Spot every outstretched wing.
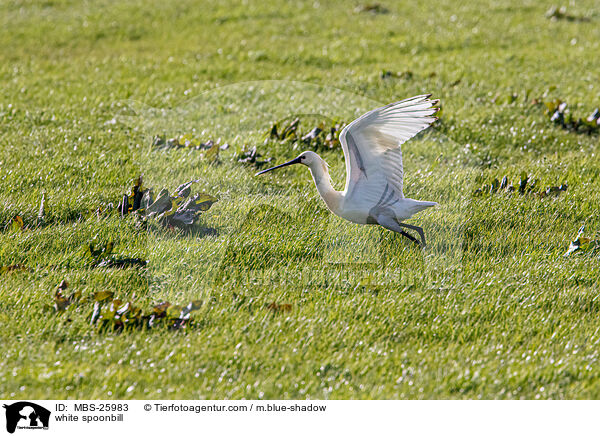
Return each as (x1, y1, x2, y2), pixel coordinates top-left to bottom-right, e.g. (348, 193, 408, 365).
(340, 95, 439, 202)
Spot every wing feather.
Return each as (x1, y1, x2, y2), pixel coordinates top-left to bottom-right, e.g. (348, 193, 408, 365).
(340, 95, 439, 201)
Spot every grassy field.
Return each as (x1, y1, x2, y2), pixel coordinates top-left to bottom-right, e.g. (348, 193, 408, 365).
(1, 0, 599, 399)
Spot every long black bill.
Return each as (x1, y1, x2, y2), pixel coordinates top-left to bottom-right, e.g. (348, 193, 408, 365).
(255, 157, 302, 176)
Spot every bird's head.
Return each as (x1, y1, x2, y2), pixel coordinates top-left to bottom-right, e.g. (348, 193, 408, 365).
(255, 151, 320, 176)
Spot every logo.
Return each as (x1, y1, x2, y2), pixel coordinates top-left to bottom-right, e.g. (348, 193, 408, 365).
(2, 402, 50, 434)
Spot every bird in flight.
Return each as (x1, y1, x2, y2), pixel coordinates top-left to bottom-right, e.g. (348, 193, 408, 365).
(256, 94, 439, 247)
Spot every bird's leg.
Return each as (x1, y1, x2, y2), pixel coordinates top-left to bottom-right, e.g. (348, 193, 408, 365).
(377, 216, 423, 248)
(397, 222, 426, 247)
(398, 230, 421, 246)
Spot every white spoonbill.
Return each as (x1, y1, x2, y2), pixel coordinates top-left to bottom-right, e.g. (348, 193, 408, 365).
(256, 94, 439, 247)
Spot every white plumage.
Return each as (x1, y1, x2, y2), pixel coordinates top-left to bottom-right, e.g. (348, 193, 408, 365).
(257, 94, 439, 246)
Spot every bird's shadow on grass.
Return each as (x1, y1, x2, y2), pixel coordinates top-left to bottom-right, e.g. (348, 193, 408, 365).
(213, 202, 428, 285)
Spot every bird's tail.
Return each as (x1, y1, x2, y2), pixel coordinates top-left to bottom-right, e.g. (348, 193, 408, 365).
(406, 199, 438, 216)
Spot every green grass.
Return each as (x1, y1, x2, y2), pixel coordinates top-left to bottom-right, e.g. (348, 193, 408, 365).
(1, 0, 600, 399)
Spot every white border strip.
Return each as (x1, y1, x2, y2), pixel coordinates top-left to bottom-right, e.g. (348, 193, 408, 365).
(0, 400, 596, 435)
